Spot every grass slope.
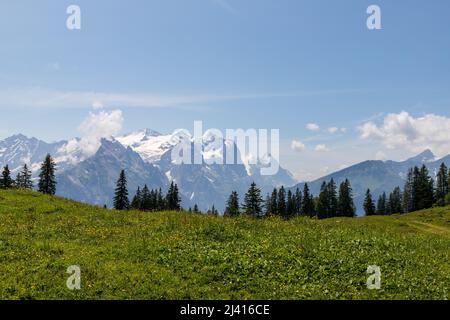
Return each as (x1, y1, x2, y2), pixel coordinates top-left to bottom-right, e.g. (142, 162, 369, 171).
(0, 190, 448, 300)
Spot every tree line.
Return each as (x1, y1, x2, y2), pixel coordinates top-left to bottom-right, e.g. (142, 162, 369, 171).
(363, 163, 450, 216)
(0, 154, 56, 195)
(3, 154, 450, 218)
(223, 178, 355, 219)
(113, 169, 181, 211)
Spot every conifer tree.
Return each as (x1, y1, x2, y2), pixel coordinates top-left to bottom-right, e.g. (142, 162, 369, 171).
(277, 186, 286, 217)
(193, 204, 200, 213)
(166, 182, 181, 210)
(16, 164, 33, 189)
(337, 179, 355, 217)
(294, 188, 302, 215)
(242, 182, 264, 217)
(328, 179, 338, 217)
(376, 192, 387, 215)
(224, 191, 240, 217)
(286, 190, 296, 218)
(113, 169, 129, 210)
(130, 187, 142, 210)
(301, 183, 315, 217)
(38, 154, 57, 195)
(140, 185, 150, 210)
(403, 168, 414, 213)
(0, 165, 13, 189)
(363, 189, 376, 216)
(435, 163, 449, 206)
(267, 188, 278, 216)
(389, 187, 403, 214)
(317, 181, 329, 219)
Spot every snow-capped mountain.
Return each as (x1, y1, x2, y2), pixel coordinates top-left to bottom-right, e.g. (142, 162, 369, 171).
(117, 129, 296, 210)
(0, 131, 296, 211)
(0, 134, 66, 174)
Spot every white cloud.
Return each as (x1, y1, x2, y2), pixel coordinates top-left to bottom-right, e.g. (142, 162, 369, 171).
(328, 127, 339, 134)
(358, 111, 450, 157)
(291, 140, 306, 152)
(57, 110, 124, 160)
(315, 144, 330, 152)
(375, 151, 388, 161)
(306, 123, 320, 131)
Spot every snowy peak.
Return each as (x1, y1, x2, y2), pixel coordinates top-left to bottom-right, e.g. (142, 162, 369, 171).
(405, 149, 436, 163)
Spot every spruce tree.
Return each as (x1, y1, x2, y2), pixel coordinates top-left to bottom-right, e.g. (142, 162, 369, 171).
(113, 169, 129, 210)
(376, 193, 387, 215)
(363, 189, 376, 216)
(286, 190, 296, 218)
(301, 183, 315, 217)
(0, 165, 13, 189)
(130, 187, 142, 210)
(389, 187, 403, 214)
(38, 154, 57, 195)
(140, 185, 150, 211)
(317, 181, 329, 219)
(338, 179, 355, 217)
(224, 191, 240, 217)
(17, 164, 33, 189)
(328, 179, 338, 217)
(294, 188, 302, 215)
(268, 188, 278, 216)
(193, 204, 200, 213)
(277, 186, 286, 217)
(242, 182, 264, 217)
(403, 168, 414, 213)
(435, 163, 449, 206)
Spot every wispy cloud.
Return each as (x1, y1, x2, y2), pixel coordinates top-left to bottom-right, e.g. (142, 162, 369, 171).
(211, 0, 238, 15)
(0, 87, 364, 110)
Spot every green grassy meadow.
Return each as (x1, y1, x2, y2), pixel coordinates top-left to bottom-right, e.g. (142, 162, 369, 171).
(0, 189, 448, 300)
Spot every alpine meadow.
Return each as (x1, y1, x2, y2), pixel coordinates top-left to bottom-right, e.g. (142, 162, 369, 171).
(1, 0, 450, 306)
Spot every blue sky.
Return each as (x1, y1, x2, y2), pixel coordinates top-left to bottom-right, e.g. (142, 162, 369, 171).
(1, 0, 450, 180)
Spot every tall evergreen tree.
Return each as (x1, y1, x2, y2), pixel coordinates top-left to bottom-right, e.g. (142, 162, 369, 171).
(413, 165, 434, 210)
(267, 188, 278, 216)
(294, 188, 302, 216)
(242, 182, 264, 217)
(277, 186, 286, 217)
(389, 187, 403, 214)
(316, 181, 329, 219)
(328, 179, 338, 217)
(435, 163, 449, 206)
(166, 182, 181, 210)
(0, 165, 13, 189)
(38, 154, 57, 195)
(113, 169, 129, 210)
(286, 190, 296, 218)
(16, 164, 33, 189)
(130, 187, 142, 210)
(337, 179, 355, 217)
(301, 183, 315, 217)
(363, 189, 376, 216)
(376, 192, 387, 215)
(224, 191, 240, 217)
(403, 168, 414, 213)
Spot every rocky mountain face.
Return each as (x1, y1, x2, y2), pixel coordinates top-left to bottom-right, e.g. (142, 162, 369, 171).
(0, 130, 296, 211)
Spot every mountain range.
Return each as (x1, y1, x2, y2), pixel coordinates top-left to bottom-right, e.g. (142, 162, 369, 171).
(0, 130, 295, 211)
(289, 149, 450, 214)
(1, 131, 449, 214)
